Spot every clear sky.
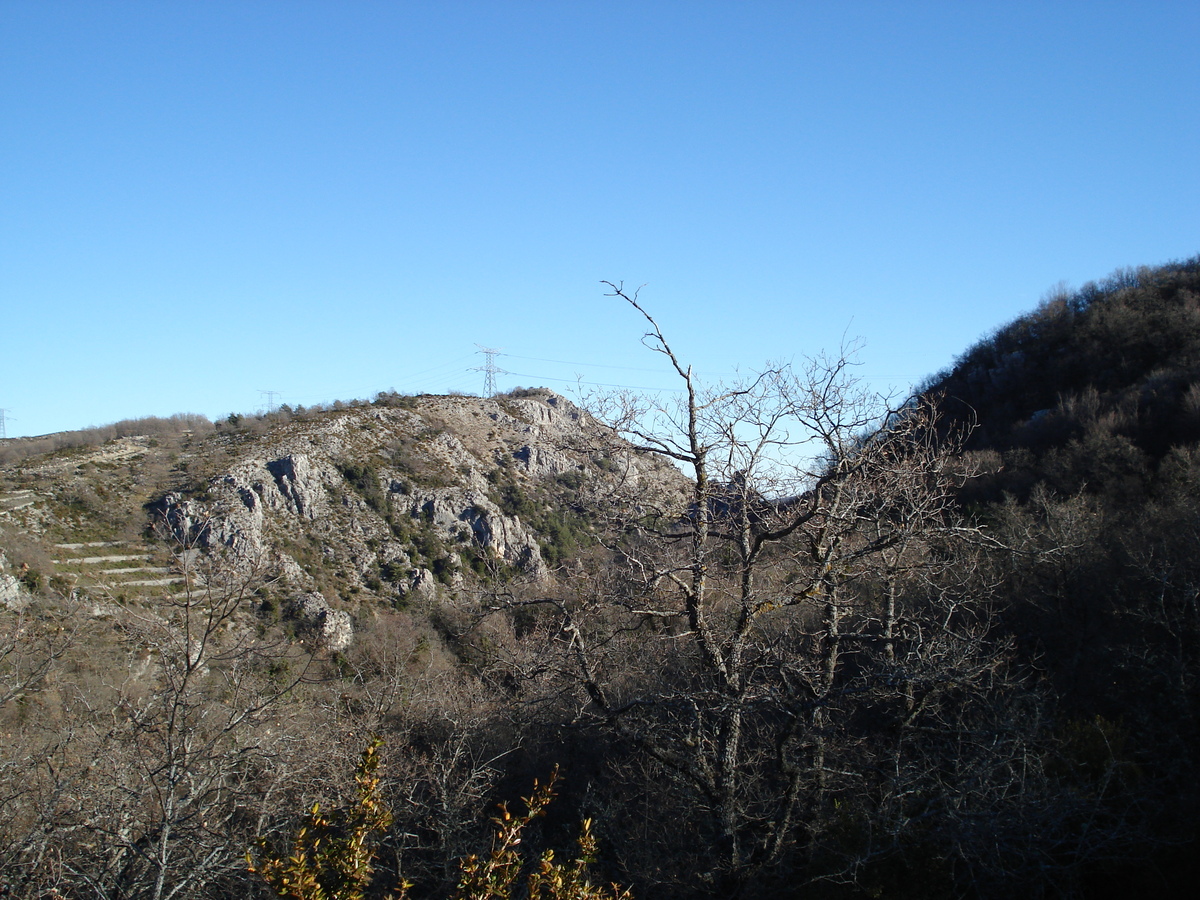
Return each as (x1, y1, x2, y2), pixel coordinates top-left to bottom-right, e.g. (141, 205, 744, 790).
(2, 1, 1198, 438)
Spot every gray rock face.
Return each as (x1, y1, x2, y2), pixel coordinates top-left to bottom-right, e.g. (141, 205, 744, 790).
(287, 591, 353, 652)
(513, 443, 575, 478)
(209, 453, 337, 551)
(406, 567, 438, 600)
(0, 573, 28, 611)
(159, 452, 340, 561)
(157, 492, 212, 548)
(398, 487, 544, 575)
(266, 455, 332, 520)
(507, 395, 579, 428)
(155, 391, 686, 607)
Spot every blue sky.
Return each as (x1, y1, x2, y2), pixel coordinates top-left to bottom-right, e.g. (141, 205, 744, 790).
(2, 1, 1198, 438)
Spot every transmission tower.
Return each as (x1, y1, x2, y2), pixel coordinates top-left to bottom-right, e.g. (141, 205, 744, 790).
(259, 390, 281, 413)
(472, 346, 508, 397)
(0, 409, 10, 440)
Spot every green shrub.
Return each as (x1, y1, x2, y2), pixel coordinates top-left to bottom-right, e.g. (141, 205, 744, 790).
(338, 462, 388, 517)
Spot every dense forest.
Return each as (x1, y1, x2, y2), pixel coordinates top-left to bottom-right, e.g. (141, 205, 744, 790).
(920, 256, 1200, 896)
(2, 260, 1199, 899)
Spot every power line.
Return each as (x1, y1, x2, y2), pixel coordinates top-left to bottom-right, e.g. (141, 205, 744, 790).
(503, 370, 685, 393)
(406, 361, 483, 393)
(234, 349, 698, 412)
(502, 352, 671, 374)
(395, 353, 478, 382)
(258, 390, 282, 413)
(472, 345, 508, 397)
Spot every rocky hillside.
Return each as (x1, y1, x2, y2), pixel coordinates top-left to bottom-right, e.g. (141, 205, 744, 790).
(0, 389, 685, 648)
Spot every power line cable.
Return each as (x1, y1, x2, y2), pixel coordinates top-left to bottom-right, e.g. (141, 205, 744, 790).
(503, 370, 686, 393)
(277, 355, 482, 406)
(395, 354, 478, 380)
(502, 353, 671, 374)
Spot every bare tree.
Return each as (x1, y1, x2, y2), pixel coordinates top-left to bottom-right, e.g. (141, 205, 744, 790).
(103, 535, 327, 900)
(0, 590, 86, 896)
(0, 524, 325, 900)
(497, 285, 1049, 894)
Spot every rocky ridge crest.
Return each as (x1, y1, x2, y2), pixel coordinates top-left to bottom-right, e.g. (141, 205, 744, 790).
(157, 391, 682, 645)
(1, 390, 686, 650)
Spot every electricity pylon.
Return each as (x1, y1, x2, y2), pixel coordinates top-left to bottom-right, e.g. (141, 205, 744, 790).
(473, 346, 507, 397)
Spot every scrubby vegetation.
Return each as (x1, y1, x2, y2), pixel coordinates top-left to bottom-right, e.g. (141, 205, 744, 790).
(4, 261, 1200, 898)
(0, 413, 213, 466)
(929, 255, 1200, 503)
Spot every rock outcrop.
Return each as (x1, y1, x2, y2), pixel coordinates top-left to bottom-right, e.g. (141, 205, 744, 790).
(287, 590, 353, 652)
(0, 551, 28, 611)
(148, 391, 688, 651)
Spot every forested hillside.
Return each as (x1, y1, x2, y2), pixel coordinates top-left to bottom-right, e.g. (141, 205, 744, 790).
(3, 266, 1200, 899)
(928, 255, 1200, 504)
(923, 255, 1200, 896)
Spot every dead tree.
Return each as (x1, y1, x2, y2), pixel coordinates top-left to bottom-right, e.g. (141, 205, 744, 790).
(513, 285, 1048, 894)
(1, 524, 322, 900)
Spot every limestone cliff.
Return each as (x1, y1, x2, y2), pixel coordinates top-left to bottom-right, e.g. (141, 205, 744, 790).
(1, 389, 687, 650)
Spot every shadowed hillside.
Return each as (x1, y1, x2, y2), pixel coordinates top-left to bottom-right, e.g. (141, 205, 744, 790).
(926, 254, 1200, 504)
(924, 255, 1200, 898)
